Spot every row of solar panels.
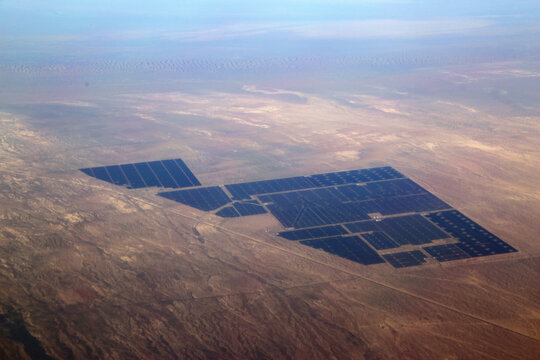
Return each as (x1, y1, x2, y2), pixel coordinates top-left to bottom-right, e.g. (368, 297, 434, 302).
(215, 202, 267, 217)
(155, 177, 450, 228)
(79, 162, 517, 269)
(278, 214, 449, 247)
(81, 163, 404, 199)
(266, 193, 450, 229)
(278, 210, 517, 268)
(225, 166, 405, 200)
(258, 178, 427, 205)
(300, 237, 429, 268)
(80, 159, 200, 189)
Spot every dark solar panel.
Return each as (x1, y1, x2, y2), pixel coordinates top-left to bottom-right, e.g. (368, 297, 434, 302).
(307, 167, 405, 187)
(147, 161, 178, 188)
(80, 168, 94, 177)
(455, 242, 515, 257)
(225, 167, 405, 200)
(174, 159, 201, 186)
(91, 166, 113, 183)
(79, 158, 200, 189)
(344, 221, 378, 233)
(364, 178, 426, 198)
(162, 159, 192, 187)
(376, 214, 450, 245)
(335, 184, 372, 201)
(294, 202, 370, 228)
(426, 210, 517, 258)
(265, 203, 303, 228)
(158, 186, 231, 211)
(80, 162, 517, 268)
(360, 232, 400, 250)
(233, 202, 267, 216)
(423, 244, 471, 262)
(383, 250, 427, 268)
(105, 165, 129, 186)
(120, 164, 146, 189)
(261, 183, 447, 229)
(358, 193, 451, 216)
(301, 236, 385, 265)
(308, 173, 344, 187)
(278, 225, 348, 241)
(134, 162, 161, 187)
(215, 206, 240, 218)
(225, 176, 316, 200)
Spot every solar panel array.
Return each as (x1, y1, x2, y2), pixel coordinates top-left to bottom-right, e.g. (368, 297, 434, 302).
(215, 206, 240, 218)
(157, 186, 231, 211)
(233, 202, 268, 216)
(80, 158, 200, 189)
(80, 161, 517, 269)
(383, 250, 427, 268)
(301, 236, 385, 265)
(278, 225, 348, 241)
(225, 176, 315, 200)
(360, 232, 399, 250)
(376, 215, 449, 245)
(425, 210, 517, 258)
(423, 243, 470, 262)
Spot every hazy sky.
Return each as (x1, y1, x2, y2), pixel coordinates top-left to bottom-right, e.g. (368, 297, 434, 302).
(1, 1, 538, 67)
(2, 1, 539, 38)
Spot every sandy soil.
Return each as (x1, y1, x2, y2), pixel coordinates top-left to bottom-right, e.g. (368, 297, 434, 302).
(1, 60, 539, 359)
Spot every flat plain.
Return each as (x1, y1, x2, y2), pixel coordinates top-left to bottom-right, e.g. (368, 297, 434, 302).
(1, 52, 540, 359)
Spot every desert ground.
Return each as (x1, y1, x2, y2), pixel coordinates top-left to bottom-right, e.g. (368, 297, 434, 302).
(1, 56, 539, 359)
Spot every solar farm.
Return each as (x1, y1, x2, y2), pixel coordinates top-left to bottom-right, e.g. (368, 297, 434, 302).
(80, 160, 517, 269)
(80, 158, 201, 189)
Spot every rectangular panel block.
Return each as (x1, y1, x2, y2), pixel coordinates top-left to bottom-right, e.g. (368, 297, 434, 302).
(79, 158, 200, 190)
(215, 206, 240, 218)
(91, 167, 113, 183)
(364, 178, 426, 199)
(174, 159, 201, 186)
(360, 232, 400, 250)
(233, 202, 267, 216)
(344, 221, 379, 233)
(278, 225, 348, 241)
(134, 162, 161, 187)
(376, 214, 450, 245)
(423, 244, 471, 262)
(80, 168, 95, 177)
(301, 236, 385, 265)
(147, 161, 178, 188)
(383, 250, 427, 268)
(162, 159, 192, 188)
(158, 186, 231, 211)
(426, 210, 517, 258)
(105, 165, 129, 186)
(225, 176, 316, 200)
(358, 193, 451, 216)
(120, 164, 146, 189)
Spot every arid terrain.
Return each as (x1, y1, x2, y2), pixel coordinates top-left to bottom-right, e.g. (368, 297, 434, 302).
(1, 52, 539, 359)
(2, 2, 540, 357)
